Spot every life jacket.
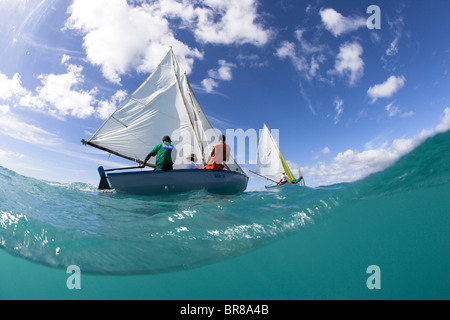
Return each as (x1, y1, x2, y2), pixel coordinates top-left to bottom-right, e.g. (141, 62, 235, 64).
(205, 143, 230, 170)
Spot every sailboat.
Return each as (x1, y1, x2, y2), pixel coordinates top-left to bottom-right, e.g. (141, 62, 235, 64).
(251, 124, 305, 189)
(82, 48, 248, 195)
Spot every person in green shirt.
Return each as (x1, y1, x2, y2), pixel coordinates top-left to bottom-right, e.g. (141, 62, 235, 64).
(140, 136, 175, 171)
(291, 176, 304, 184)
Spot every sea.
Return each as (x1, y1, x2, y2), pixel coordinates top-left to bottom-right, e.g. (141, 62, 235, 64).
(1, 130, 449, 300)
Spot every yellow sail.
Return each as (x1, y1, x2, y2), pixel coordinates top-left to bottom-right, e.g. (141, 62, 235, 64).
(279, 151, 295, 182)
(253, 124, 304, 185)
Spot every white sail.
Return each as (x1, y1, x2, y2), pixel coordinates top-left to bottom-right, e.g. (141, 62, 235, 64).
(86, 49, 244, 174)
(254, 124, 304, 184)
(255, 124, 285, 182)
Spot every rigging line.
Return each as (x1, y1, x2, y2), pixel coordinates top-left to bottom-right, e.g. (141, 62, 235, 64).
(185, 77, 245, 174)
(170, 49, 204, 164)
(266, 125, 294, 179)
(249, 170, 278, 183)
(183, 73, 206, 166)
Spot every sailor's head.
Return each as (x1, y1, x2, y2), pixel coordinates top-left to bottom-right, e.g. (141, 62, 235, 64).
(187, 153, 197, 162)
(219, 134, 226, 142)
(162, 136, 172, 143)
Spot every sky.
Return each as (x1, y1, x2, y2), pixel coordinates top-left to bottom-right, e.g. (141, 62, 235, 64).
(0, 0, 449, 189)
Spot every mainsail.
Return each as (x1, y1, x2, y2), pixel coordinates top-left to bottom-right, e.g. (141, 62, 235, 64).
(84, 48, 244, 174)
(253, 124, 305, 185)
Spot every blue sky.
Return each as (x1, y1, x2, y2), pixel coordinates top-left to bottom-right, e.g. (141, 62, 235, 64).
(0, 0, 449, 188)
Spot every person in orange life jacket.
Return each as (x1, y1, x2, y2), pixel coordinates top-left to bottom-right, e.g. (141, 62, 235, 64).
(139, 136, 175, 171)
(205, 135, 231, 171)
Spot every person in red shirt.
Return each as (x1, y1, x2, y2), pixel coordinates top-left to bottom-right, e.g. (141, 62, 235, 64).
(205, 135, 231, 171)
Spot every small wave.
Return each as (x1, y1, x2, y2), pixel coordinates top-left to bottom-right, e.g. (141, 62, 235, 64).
(0, 131, 449, 274)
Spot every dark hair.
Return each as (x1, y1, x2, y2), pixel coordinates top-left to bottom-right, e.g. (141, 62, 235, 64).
(219, 134, 226, 142)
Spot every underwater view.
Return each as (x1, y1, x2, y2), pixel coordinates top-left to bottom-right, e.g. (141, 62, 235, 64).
(1, 130, 449, 299)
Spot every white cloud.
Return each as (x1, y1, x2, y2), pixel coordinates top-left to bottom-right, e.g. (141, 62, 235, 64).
(385, 101, 400, 117)
(400, 111, 415, 118)
(152, 0, 271, 45)
(0, 57, 130, 121)
(18, 58, 97, 119)
(319, 8, 366, 37)
(294, 28, 324, 54)
(0, 148, 24, 161)
(64, 0, 270, 84)
(208, 60, 235, 81)
(302, 107, 450, 187)
(334, 98, 344, 124)
(320, 147, 331, 154)
(0, 72, 29, 101)
(201, 60, 236, 93)
(385, 15, 405, 57)
(190, 0, 271, 46)
(386, 37, 399, 56)
(0, 107, 62, 147)
(96, 90, 128, 120)
(275, 41, 307, 72)
(367, 75, 406, 102)
(201, 78, 219, 93)
(65, 0, 202, 84)
(436, 107, 450, 133)
(333, 42, 364, 86)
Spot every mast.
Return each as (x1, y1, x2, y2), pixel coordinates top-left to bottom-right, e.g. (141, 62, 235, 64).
(266, 125, 294, 182)
(184, 74, 206, 167)
(170, 49, 205, 165)
(82, 48, 245, 175)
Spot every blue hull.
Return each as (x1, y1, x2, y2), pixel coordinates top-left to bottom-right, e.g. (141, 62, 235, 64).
(103, 169, 249, 195)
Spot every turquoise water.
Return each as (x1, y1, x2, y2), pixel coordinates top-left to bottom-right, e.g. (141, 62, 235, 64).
(1, 131, 449, 299)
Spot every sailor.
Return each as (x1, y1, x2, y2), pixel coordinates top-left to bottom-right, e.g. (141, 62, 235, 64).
(291, 176, 304, 184)
(186, 154, 201, 169)
(278, 172, 288, 185)
(205, 135, 231, 171)
(140, 136, 175, 171)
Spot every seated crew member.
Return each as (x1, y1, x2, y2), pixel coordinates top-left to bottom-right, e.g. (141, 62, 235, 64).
(205, 135, 231, 171)
(140, 136, 175, 171)
(186, 154, 201, 169)
(278, 172, 288, 185)
(291, 176, 304, 184)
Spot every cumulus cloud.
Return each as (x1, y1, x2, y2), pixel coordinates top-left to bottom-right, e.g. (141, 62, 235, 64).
(319, 8, 366, 37)
(367, 75, 406, 102)
(96, 90, 128, 120)
(18, 57, 97, 119)
(198, 60, 236, 93)
(333, 42, 364, 86)
(302, 107, 450, 187)
(436, 107, 450, 133)
(153, 0, 271, 45)
(201, 78, 219, 93)
(0, 56, 128, 121)
(201, 60, 236, 93)
(208, 60, 235, 81)
(64, 0, 270, 84)
(64, 0, 202, 84)
(188, 0, 271, 46)
(0, 72, 29, 101)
